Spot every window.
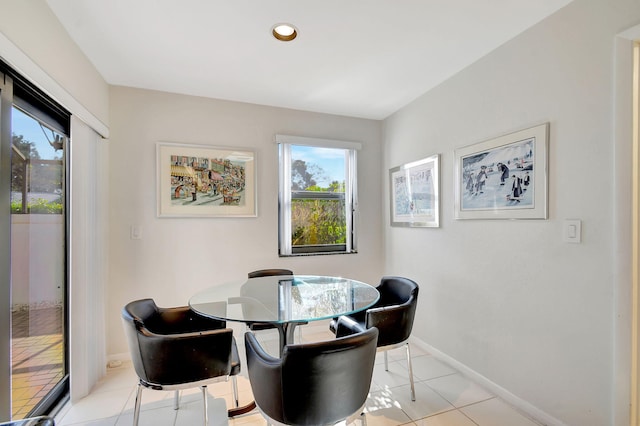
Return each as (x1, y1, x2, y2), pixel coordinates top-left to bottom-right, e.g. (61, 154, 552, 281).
(1, 60, 70, 420)
(277, 135, 360, 256)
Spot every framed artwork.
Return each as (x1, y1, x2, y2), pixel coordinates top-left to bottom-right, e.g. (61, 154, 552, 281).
(156, 142, 256, 217)
(389, 154, 440, 227)
(454, 123, 549, 220)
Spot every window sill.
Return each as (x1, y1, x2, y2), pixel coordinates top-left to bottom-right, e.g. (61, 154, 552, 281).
(279, 250, 358, 258)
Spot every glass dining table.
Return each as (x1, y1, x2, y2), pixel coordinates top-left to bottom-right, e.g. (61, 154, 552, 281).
(189, 274, 379, 416)
(189, 274, 379, 354)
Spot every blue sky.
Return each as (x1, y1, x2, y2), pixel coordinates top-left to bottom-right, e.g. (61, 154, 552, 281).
(12, 107, 62, 160)
(291, 145, 346, 187)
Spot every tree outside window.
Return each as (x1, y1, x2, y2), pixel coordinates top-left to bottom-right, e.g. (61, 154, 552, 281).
(10, 107, 64, 214)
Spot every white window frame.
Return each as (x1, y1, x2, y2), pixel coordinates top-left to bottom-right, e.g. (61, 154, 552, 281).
(276, 135, 360, 256)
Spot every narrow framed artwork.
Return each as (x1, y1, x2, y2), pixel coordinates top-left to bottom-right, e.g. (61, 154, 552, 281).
(454, 123, 549, 220)
(156, 142, 256, 217)
(389, 154, 440, 228)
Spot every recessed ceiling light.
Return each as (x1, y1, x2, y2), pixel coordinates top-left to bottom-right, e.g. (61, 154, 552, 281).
(272, 23, 298, 42)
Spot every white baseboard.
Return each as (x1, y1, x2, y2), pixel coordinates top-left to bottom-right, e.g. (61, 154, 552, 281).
(410, 336, 567, 426)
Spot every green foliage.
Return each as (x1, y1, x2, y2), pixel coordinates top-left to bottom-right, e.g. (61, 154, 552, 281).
(327, 180, 344, 193)
(11, 198, 63, 214)
(291, 199, 346, 246)
(304, 185, 324, 192)
(305, 181, 344, 193)
(11, 133, 64, 214)
(290, 157, 347, 246)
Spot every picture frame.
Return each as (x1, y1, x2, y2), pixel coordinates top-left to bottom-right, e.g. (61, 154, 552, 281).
(454, 123, 548, 220)
(389, 154, 440, 228)
(156, 142, 256, 217)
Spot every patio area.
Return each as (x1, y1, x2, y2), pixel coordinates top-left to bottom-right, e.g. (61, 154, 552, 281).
(11, 306, 64, 419)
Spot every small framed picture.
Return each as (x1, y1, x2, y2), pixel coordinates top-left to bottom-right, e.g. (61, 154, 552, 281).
(389, 154, 440, 228)
(156, 142, 256, 217)
(454, 123, 548, 220)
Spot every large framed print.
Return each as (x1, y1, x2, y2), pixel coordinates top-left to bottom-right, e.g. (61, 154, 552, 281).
(454, 123, 548, 220)
(389, 154, 440, 227)
(156, 142, 256, 217)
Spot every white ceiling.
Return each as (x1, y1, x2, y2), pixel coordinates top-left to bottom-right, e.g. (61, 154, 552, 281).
(46, 0, 573, 120)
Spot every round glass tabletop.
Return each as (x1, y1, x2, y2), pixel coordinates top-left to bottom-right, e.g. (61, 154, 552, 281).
(189, 275, 379, 324)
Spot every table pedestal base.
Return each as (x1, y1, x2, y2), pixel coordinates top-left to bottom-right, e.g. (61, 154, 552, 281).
(276, 322, 302, 356)
(228, 401, 256, 417)
(228, 323, 301, 417)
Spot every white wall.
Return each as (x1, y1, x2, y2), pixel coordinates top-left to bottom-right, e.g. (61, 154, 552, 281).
(106, 86, 384, 356)
(0, 0, 109, 129)
(382, 0, 640, 425)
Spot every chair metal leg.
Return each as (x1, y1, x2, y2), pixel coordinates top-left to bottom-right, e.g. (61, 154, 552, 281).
(133, 383, 144, 426)
(405, 342, 415, 401)
(384, 350, 389, 371)
(174, 390, 180, 410)
(360, 411, 367, 426)
(231, 376, 239, 407)
(201, 385, 209, 426)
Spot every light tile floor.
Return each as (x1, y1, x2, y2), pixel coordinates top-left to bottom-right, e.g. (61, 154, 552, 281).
(54, 324, 543, 426)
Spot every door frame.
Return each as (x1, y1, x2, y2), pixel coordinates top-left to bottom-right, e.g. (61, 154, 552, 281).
(615, 26, 640, 426)
(0, 69, 13, 422)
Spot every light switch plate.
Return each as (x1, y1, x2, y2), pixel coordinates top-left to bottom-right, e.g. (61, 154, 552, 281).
(130, 225, 143, 240)
(563, 219, 581, 243)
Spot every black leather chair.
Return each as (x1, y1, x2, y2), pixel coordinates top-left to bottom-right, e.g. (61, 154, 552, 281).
(247, 268, 294, 279)
(0, 417, 54, 426)
(246, 269, 301, 334)
(329, 276, 419, 401)
(122, 299, 241, 426)
(245, 318, 378, 426)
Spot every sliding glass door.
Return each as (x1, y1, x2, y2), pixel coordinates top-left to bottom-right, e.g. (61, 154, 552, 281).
(0, 65, 70, 421)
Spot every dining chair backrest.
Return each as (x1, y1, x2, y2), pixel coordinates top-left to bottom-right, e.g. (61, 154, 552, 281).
(122, 298, 241, 425)
(328, 276, 420, 401)
(122, 298, 234, 386)
(246, 269, 296, 333)
(245, 326, 378, 426)
(366, 276, 419, 347)
(248, 269, 293, 278)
